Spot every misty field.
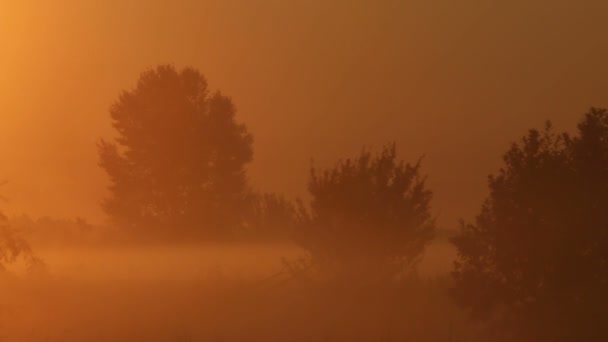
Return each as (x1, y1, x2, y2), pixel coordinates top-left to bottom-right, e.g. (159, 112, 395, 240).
(3, 1, 608, 339)
(0, 241, 484, 342)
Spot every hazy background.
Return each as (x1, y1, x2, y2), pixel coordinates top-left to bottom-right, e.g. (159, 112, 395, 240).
(1, 0, 607, 227)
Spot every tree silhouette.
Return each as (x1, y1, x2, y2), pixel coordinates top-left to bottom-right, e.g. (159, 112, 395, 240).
(451, 108, 608, 341)
(99, 65, 253, 240)
(0, 212, 42, 273)
(296, 143, 435, 279)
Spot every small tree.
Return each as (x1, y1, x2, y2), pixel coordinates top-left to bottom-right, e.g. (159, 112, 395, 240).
(452, 109, 608, 341)
(99, 65, 253, 240)
(297, 143, 435, 279)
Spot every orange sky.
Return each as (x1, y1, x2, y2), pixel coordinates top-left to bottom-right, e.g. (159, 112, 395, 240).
(1, 0, 607, 227)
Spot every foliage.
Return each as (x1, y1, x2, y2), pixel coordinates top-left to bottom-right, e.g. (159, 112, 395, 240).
(10, 215, 108, 247)
(99, 65, 253, 240)
(452, 108, 608, 340)
(0, 213, 43, 273)
(243, 193, 297, 241)
(297, 143, 435, 279)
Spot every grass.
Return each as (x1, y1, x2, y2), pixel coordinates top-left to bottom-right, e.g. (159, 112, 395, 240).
(0, 242, 489, 341)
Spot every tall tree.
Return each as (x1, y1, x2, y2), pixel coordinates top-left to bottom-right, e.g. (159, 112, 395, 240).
(99, 65, 253, 240)
(452, 109, 608, 341)
(297, 143, 435, 279)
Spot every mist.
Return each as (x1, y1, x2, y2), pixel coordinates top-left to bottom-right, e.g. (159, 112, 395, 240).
(1, 1, 607, 341)
(1, 0, 607, 224)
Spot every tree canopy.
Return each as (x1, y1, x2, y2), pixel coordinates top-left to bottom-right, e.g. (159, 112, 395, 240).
(451, 108, 608, 340)
(99, 65, 253, 240)
(297, 143, 435, 278)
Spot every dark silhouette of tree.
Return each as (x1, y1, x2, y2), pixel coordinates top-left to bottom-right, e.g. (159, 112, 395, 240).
(296, 143, 435, 279)
(99, 65, 253, 240)
(452, 108, 608, 341)
(0, 212, 42, 272)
